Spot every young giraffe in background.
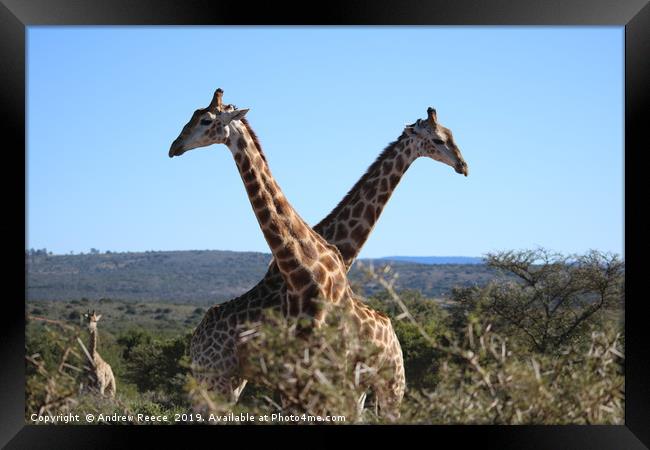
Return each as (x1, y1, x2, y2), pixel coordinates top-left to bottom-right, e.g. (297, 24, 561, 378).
(83, 310, 116, 397)
(170, 89, 446, 418)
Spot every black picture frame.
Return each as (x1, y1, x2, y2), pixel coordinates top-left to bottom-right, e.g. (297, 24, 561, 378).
(2, 0, 648, 447)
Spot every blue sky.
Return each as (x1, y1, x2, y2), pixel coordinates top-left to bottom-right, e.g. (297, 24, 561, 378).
(27, 27, 624, 258)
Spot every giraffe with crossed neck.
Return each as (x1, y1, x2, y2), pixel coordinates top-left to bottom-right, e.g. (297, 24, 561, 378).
(171, 90, 351, 321)
(169, 88, 468, 419)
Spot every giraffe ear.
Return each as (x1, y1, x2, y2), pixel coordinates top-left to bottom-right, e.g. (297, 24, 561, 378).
(233, 108, 249, 121)
(96, 314, 102, 321)
(223, 108, 249, 124)
(406, 119, 422, 132)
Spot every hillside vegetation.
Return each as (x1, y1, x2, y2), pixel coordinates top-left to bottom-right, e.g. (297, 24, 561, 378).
(26, 250, 497, 303)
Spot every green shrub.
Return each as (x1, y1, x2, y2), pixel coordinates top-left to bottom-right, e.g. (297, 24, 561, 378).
(449, 249, 624, 354)
(123, 332, 191, 402)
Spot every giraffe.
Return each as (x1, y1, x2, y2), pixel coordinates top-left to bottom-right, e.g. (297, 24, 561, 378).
(170, 89, 468, 415)
(312, 105, 467, 267)
(182, 101, 467, 404)
(82, 310, 116, 397)
(169, 89, 431, 419)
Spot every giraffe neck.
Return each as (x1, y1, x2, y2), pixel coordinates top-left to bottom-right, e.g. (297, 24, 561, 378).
(225, 120, 347, 315)
(88, 328, 98, 358)
(313, 133, 419, 268)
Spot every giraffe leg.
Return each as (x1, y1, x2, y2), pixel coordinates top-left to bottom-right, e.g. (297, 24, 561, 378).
(231, 378, 248, 403)
(374, 382, 402, 422)
(207, 376, 233, 400)
(193, 370, 245, 405)
(373, 358, 405, 422)
(191, 331, 245, 403)
(107, 370, 116, 398)
(191, 346, 243, 402)
(356, 391, 368, 419)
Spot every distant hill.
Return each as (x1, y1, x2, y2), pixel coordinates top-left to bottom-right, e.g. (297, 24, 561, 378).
(26, 250, 498, 304)
(378, 256, 484, 265)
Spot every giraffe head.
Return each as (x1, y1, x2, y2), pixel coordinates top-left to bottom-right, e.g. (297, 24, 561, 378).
(406, 107, 468, 176)
(169, 88, 249, 157)
(83, 310, 102, 331)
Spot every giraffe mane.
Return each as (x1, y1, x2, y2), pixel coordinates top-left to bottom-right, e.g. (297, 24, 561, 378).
(239, 118, 268, 163)
(314, 130, 409, 229)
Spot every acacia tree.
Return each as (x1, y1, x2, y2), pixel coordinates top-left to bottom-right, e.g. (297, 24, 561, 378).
(451, 248, 624, 353)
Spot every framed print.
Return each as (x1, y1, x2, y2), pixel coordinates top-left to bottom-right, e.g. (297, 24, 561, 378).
(2, 0, 648, 447)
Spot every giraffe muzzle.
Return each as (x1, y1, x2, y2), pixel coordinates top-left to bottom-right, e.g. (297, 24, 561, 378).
(169, 142, 185, 158)
(455, 162, 469, 177)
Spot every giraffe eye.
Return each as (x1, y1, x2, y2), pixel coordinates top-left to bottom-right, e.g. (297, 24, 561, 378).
(200, 119, 213, 126)
(433, 139, 445, 145)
